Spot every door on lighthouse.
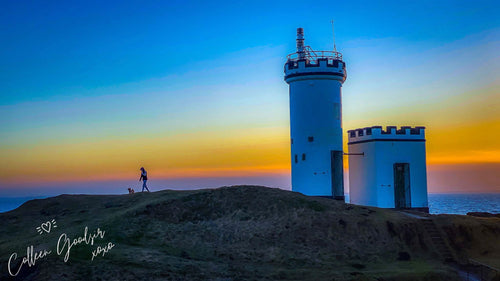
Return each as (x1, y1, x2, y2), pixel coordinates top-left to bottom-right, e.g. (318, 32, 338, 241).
(393, 163, 411, 209)
(331, 150, 344, 201)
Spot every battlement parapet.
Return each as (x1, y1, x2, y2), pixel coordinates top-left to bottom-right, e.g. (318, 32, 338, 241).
(347, 126, 425, 144)
(284, 57, 346, 83)
(285, 58, 345, 70)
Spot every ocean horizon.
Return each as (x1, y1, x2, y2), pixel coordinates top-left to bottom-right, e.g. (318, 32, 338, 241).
(1, 192, 499, 215)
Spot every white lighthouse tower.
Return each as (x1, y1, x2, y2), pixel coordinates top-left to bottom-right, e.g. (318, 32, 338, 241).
(284, 28, 347, 200)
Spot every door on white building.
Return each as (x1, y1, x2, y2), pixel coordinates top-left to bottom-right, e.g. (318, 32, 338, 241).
(393, 163, 411, 209)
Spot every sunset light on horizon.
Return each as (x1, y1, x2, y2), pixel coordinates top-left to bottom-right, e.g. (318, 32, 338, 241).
(1, 0, 499, 196)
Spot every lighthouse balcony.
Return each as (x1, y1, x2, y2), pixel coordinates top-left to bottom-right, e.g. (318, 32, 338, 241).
(284, 52, 346, 82)
(285, 49, 345, 70)
(287, 48, 342, 62)
(285, 57, 345, 70)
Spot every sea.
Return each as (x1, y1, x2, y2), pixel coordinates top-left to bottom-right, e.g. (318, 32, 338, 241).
(0, 193, 499, 215)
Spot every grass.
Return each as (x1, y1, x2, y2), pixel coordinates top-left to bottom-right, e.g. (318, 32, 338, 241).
(0, 185, 498, 280)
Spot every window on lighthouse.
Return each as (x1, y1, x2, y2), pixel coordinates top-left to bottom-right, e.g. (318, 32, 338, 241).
(302, 154, 306, 161)
(334, 103, 341, 120)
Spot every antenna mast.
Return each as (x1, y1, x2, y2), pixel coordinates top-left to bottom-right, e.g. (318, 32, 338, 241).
(331, 20, 337, 52)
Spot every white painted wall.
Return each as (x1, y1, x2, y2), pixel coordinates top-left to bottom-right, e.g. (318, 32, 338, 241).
(285, 59, 346, 196)
(348, 126, 428, 208)
(348, 141, 377, 205)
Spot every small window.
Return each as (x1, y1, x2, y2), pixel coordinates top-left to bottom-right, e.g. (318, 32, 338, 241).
(308, 136, 314, 142)
(291, 138, 293, 144)
(294, 154, 298, 163)
(302, 153, 306, 161)
(334, 103, 341, 120)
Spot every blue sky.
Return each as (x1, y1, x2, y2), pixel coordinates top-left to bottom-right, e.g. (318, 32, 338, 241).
(2, 0, 498, 103)
(0, 0, 499, 195)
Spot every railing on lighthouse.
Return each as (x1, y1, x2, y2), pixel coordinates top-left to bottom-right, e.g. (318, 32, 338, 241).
(286, 28, 343, 63)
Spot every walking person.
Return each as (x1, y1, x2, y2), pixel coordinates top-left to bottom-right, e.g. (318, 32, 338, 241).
(139, 167, 150, 192)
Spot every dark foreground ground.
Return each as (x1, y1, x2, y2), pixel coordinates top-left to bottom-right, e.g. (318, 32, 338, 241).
(0, 186, 498, 281)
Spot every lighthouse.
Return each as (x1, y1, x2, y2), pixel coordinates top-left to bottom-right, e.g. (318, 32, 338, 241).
(284, 28, 347, 200)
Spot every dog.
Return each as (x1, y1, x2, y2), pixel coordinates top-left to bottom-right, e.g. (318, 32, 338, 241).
(128, 188, 135, 194)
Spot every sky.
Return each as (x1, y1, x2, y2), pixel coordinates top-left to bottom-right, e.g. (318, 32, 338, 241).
(0, 0, 499, 196)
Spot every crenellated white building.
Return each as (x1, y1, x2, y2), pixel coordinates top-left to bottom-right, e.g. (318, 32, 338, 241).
(347, 126, 429, 212)
(283, 28, 429, 212)
(284, 28, 346, 200)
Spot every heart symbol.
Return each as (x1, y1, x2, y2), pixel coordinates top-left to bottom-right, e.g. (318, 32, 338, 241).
(41, 222, 51, 233)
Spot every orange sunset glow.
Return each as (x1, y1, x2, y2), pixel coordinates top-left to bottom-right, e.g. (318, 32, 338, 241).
(1, 1, 498, 196)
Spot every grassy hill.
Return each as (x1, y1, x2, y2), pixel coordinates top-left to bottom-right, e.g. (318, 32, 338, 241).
(0, 186, 498, 280)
